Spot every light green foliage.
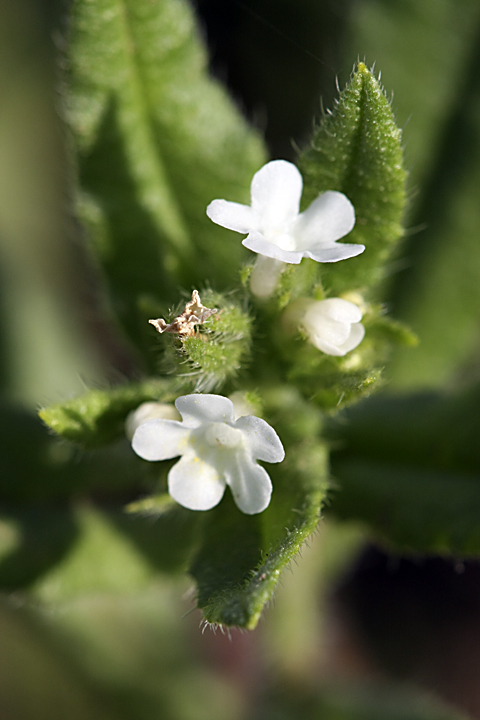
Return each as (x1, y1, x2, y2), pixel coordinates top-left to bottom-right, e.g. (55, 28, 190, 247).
(67, 0, 265, 367)
(299, 63, 407, 295)
(327, 386, 480, 554)
(39, 378, 173, 447)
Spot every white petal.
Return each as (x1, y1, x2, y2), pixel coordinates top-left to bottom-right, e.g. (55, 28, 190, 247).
(318, 298, 363, 324)
(175, 394, 235, 428)
(125, 402, 181, 440)
(308, 316, 350, 348)
(295, 191, 355, 247)
(309, 335, 346, 356)
(132, 419, 190, 461)
(168, 453, 226, 511)
(309, 322, 365, 356)
(206, 199, 255, 234)
(234, 416, 285, 463)
(304, 242, 365, 263)
(336, 322, 365, 355)
(242, 232, 303, 264)
(250, 160, 302, 233)
(249, 256, 285, 299)
(225, 454, 273, 514)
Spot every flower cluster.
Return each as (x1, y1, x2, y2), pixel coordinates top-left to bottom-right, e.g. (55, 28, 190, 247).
(131, 394, 284, 515)
(134, 161, 367, 514)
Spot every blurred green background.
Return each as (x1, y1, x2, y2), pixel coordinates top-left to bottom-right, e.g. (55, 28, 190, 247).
(1, 0, 480, 718)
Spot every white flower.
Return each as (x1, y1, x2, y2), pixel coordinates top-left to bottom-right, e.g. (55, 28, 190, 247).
(300, 298, 365, 356)
(131, 393, 284, 515)
(206, 160, 363, 298)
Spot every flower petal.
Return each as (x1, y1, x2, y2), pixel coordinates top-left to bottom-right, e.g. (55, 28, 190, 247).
(295, 190, 355, 247)
(304, 242, 365, 263)
(175, 394, 235, 428)
(206, 199, 255, 234)
(336, 322, 365, 355)
(132, 419, 190, 461)
(234, 416, 285, 463)
(317, 298, 363, 324)
(308, 316, 350, 348)
(250, 160, 302, 233)
(225, 454, 273, 514)
(308, 334, 347, 356)
(249, 256, 286, 299)
(242, 232, 303, 264)
(168, 453, 226, 511)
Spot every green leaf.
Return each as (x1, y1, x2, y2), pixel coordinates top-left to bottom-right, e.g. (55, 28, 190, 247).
(39, 378, 173, 448)
(67, 0, 265, 366)
(327, 387, 480, 554)
(298, 62, 407, 295)
(189, 388, 328, 629)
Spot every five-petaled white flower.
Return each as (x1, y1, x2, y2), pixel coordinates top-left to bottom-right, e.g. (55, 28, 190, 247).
(207, 160, 364, 298)
(300, 298, 365, 356)
(131, 393, 284, 515)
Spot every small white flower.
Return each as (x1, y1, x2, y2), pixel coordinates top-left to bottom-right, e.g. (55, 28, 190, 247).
(131, 393, 284, 515)
(300, 298, 365, 356)
(207, 160, 363, 297)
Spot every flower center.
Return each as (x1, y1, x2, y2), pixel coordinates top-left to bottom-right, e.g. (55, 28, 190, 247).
(204, 422, 243, 449)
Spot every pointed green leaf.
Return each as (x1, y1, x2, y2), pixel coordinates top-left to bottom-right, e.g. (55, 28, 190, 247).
(299, 63, 407, 294)
(67, 0, 265, 365)
(189, 388, 328, 629)
(327, 387, 480, 555)
(39, 378, 173, 447)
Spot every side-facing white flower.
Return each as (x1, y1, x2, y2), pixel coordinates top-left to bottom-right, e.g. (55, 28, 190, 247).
(131, 393, 284, 515)
(206, 160, 364, 298)
(300, 298, 365, 356)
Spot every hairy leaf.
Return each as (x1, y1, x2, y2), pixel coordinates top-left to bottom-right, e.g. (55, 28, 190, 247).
(299, 63, 407, 295)
(39, 378, 173, 447)
(67, 0, 265, 366)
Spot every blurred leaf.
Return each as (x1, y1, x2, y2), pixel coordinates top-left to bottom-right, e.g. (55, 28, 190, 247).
(67, 0, 265, 367)
(0, 502, 201, 596)
(190, 388, 328, 629)
(343, 0, 480, 206)
(0, 400, 157, 503)
(265, 680, 469, 720)
(299, 62, 406, 295)
(39, 378, 172, 448)
(327, 387, 480, 554)
(0, 506, 79, 590)
(31, 505, 195, 602)
(0, 599, 116, 720)
(387, 30, 480, 388)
